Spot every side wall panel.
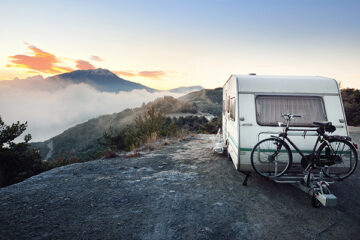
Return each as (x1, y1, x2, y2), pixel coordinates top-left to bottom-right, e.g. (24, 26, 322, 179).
(223, 76, 239, 169)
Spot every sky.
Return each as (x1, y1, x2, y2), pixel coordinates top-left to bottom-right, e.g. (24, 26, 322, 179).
(1, 0, 360, 89)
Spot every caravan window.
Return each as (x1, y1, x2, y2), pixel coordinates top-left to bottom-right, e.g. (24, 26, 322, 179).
(223, 100, 226, 115)
(256, 95, 327, 126)
(230, 97, 236, 120)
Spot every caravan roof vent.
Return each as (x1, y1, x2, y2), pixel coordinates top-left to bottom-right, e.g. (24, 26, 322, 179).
(249, 73, 256, 75)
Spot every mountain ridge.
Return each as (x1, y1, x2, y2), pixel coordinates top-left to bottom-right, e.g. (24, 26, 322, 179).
(1, 68, 204, 94)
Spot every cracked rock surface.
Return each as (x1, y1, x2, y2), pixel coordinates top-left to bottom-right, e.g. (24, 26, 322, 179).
(1, 134, 359, 240)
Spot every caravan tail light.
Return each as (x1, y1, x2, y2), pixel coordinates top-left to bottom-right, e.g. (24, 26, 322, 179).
(354, 143, 358, 149)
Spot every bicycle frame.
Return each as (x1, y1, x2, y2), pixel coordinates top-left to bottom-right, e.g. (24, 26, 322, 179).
(279, 127, 320, 159)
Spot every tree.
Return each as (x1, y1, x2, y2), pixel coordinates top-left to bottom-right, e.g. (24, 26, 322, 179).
(0, 116, 42, 187)
(341, 88, 360, 126)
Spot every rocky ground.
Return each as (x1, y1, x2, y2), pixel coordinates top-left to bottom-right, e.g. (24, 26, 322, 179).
(1, 133, 360, 240)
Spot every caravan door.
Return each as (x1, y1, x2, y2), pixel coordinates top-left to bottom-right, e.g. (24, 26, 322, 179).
(238, 93, 259, 171)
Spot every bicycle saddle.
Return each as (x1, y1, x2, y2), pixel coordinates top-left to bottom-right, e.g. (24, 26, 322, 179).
(313, 121, 332, 126)
(313, 121, 336, 133)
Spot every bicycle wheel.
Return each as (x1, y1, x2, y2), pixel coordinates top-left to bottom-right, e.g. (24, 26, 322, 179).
(250, 138, 292, 178)
(316, 139, 358, 180)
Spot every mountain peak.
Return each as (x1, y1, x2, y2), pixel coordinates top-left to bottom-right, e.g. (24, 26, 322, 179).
(50, 69, 155, 93)
(58, 68, 115, 78)
(84, 68, 114, 75)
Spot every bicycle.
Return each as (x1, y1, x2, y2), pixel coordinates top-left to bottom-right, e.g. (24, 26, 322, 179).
(250, 113, 358, 180)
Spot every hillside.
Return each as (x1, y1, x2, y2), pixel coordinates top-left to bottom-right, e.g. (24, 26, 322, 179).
(32, 108, 141, 160)
(31, 89, 218, 161)
(179, 88, 222, 115)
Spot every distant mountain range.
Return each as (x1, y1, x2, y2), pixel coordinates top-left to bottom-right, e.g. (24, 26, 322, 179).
(168, 85, 204, 93)
(1, 68, 203, 94)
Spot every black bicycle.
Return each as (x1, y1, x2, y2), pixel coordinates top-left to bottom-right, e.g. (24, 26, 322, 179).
(250, 113, 358, 180)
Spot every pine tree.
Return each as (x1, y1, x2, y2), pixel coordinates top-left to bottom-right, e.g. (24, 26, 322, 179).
(0, 116, 42, 187)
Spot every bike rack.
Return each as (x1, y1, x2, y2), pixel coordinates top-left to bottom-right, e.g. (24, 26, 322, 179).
(256, 130, 338, 207)
(271, 172, 337, 207)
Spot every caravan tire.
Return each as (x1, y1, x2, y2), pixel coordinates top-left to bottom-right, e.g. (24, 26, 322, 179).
(250, 137, 292, 178)
(227, 143, 232, 161)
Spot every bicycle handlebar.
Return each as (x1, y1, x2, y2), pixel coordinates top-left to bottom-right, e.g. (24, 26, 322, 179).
(281, 113, 302, 119)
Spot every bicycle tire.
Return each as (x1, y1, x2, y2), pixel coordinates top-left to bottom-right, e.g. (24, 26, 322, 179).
(250, 138, 292, 178)
(316, 139, 358, 180)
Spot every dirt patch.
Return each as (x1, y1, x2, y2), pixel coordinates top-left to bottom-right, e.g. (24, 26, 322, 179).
(0, 134, 359, 240)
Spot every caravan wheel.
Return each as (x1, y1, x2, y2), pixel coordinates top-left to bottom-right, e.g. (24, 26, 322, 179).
(227, 142, 232, 161)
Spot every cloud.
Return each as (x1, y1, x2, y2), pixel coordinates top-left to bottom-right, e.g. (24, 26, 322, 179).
(0, 75, 71, 92)
(0, 81, 186, 142)
(113, 71, 137, 77)
(7, 45, 73, 74)
(90, 56, 103, 61)
(75, 60, 96, 70)
(138, 71, 166, 79)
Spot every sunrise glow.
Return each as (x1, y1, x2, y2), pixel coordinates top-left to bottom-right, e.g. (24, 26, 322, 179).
(1, 0, 359, 90)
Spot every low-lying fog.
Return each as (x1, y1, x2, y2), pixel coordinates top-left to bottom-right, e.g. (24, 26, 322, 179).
(0, 77, 186, 142)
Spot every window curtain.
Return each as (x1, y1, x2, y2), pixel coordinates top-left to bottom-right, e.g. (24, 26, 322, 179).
(256, 96, 327, 126)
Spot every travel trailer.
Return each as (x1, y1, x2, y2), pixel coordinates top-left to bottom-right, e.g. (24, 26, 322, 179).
(222, 74, 348, 173)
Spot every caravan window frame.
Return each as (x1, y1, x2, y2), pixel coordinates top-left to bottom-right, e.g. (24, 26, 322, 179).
(222, 100, 225, 115)
(254, 94, 328, 127)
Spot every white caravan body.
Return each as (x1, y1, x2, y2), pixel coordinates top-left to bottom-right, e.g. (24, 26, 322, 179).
(222, 75, 348, 172)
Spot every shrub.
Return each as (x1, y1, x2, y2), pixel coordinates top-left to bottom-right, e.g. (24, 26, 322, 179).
(101, 148, 117, 159)
(199, 117, 222, 134)
(52, 151, 80, 167)
(99, 107, 177, 152)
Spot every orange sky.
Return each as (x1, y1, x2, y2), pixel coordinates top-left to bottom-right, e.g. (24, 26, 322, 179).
(0, 43, 175, 89)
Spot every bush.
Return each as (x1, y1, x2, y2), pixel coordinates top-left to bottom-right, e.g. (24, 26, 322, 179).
(51, 151, 80, 167)
(101, 148, 117, 159)
(199, 117, 222, 134)
(99, 107, 178, 151)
